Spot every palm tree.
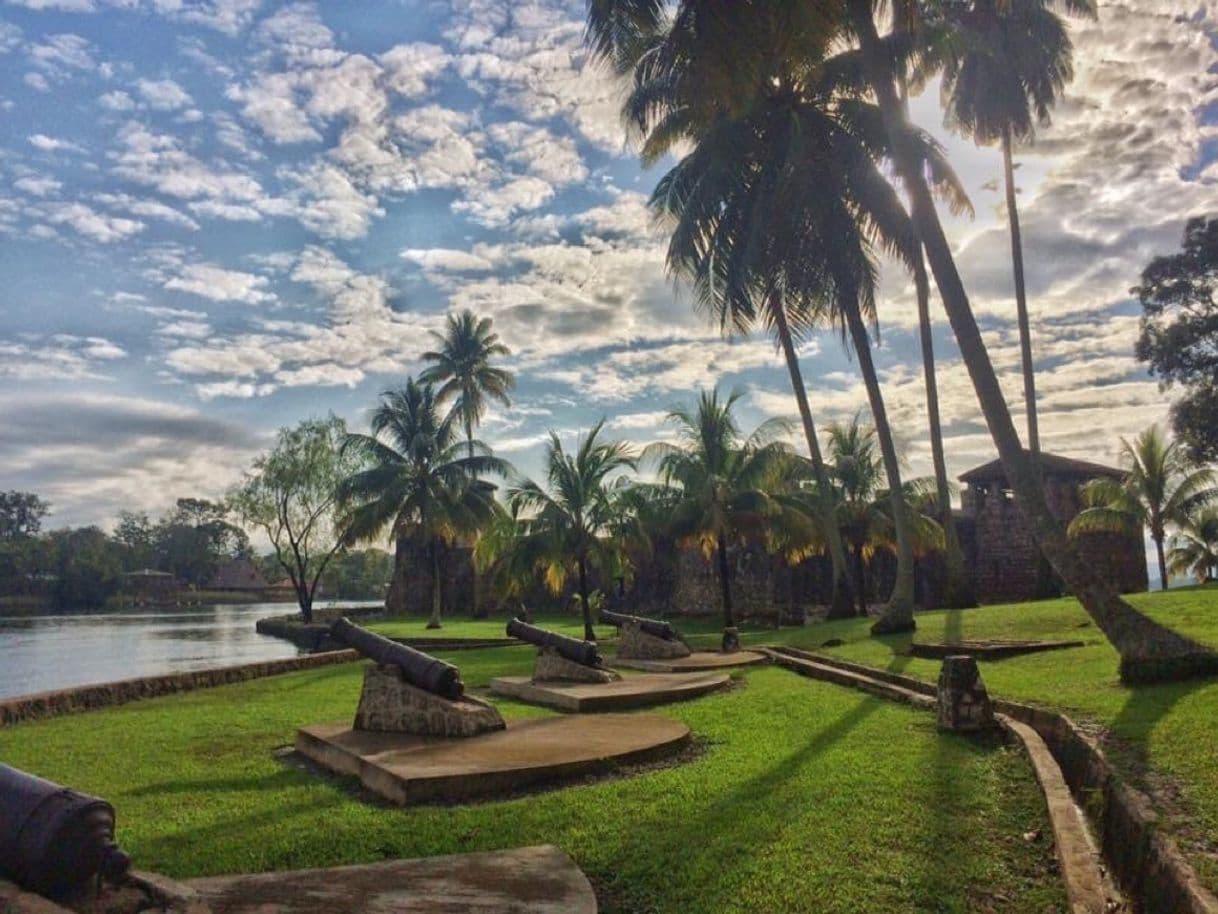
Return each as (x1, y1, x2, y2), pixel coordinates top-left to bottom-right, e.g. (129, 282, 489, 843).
(420, 310, 515, 459)
(1167, 509, 1218, 585)
(605, 3, 969, 633)
(508, 421, 636, 641)
(1068, 427, 1217, 591)
(336, 379, 507, 629)
(937, 0, 1096, 454)
(822, 416, 943, 614)
(645, 389, 806, 651)
(837, 0, 1218, 681)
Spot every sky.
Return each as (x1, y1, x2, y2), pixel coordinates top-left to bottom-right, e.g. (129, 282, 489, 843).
(0, 0, 1216, 543)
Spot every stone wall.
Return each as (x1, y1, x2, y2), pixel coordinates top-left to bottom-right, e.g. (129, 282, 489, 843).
(386, 538, 475, 616)
(0, 650, 358, 727)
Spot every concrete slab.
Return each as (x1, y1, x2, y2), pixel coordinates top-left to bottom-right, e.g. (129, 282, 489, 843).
(488, 671, 729, 712)
(612, 650, 767, 673)
(297, 714, 690, 805)
(187, 845, 597, 914)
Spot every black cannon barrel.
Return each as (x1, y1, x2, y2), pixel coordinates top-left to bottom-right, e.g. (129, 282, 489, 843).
(506, 618, 602, 667)
(0, 764, 131, 901)
(600, 609, 681, 642)
(329, 617, 464, 700)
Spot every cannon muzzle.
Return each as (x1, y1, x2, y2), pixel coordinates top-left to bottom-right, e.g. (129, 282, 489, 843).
(0, 764, 131, 901)
(329, 617, 464, 700)
(506, 618, 602, 667)
(600, 609, 681, 642)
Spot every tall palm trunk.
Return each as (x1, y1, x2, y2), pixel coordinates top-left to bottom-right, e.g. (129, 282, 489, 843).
(465, 420, 485, 619)
(716, 532, 740, 651)
(771, 298, 856, 618)
(913, 256, 975, 608)
(848, 0, 1218, 682)
(1154, 533, 1169, 592)
(851, 542, 868, 616)
(1003, 127, 1040, 454)
(427, 537, 443, 629)
(842, 304, 916, 634)
(577, 553, 595, 642)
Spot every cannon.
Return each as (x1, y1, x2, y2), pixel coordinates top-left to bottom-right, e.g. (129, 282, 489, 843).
(600, 610, 682, 643)
(330, 617, 464, 700)
(0, 764, 131, 901)
(506, 618, 603, 668)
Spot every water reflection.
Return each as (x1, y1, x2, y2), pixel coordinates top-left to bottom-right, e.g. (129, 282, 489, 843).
(0, 601, 379, 699)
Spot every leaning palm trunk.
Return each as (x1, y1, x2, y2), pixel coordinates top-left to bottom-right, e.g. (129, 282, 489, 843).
(848, 0, 1218, 682)
(427, 538, 443, 629)
(772, 300, 857, 618)
(716, 532, 740, 652)
(1154, 533, 1169, 592)
(842, 305, 916, 634)
(913, 255, 975, 608)
(1003, 127, 1040, 454)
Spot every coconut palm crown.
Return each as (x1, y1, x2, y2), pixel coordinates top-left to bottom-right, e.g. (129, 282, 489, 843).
(508, 420, 636, 642)
(420, 310, 515, 459)
(1069, 426, 1217, 591)
(336, 379, 508, 628)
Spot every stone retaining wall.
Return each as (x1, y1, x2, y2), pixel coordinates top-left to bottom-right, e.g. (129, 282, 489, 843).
(773, 648, 1217, 914)
(0, 650, 359, 727)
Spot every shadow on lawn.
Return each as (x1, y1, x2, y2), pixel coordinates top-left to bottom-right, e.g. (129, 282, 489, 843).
(1106, 675, 1210, 781)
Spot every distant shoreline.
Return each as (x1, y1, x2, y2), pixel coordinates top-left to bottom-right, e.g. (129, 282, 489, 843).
(0, 591, 382, 618)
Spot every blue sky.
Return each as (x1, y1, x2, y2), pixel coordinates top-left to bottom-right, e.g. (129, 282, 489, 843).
(1, 0, 1216, 542)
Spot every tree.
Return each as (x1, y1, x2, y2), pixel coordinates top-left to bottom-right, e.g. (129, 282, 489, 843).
(937, 0, 1096, 454)
(508, 420, 636, 642)
(152, 498, 250, 587)
(232, 416, 356, 623)
(0, 491, 49, 540)
(644, 389, 804, 651)
(1134, 216, 1218, 464)
(337, 382, 506, 629)
(113, 511, 155, 571)
(47, 526, 122, 610)
(1167, 508, 1218, 585)
(839, 0, 1218, 682)
(1069, 427, 1216, 591)
(616, 4, 967, 633)
(421, 310, 515, 459)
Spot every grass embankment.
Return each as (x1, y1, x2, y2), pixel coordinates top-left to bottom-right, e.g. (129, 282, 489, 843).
(367, 613, 768, 644)
(785, 586, 1218, 890)
(0, 644, 1063, 913)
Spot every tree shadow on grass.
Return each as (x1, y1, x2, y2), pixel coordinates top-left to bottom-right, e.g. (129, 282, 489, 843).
(596, 690, 888, 912)
(124, 766, 306, 797)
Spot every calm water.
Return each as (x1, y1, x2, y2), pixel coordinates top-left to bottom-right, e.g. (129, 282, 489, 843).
(0, 601, 378, 699)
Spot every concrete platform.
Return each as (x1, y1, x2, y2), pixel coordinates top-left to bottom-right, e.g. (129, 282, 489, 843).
(612, 650, 767, 673)
(488, 671, 729, 711)
(187, 844, 597, 914)
(297, 714, 690, 804)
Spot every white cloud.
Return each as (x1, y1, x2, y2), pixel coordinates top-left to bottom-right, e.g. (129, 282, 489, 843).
(136, 77, 192, 110)
(163, 263, 274, 303)
(14, 175, 62, 196)
(28, 133, 82, 152)
(402, 247, 497, 272)
(98, 89, 134, 110)
(39, 201, 144, 242)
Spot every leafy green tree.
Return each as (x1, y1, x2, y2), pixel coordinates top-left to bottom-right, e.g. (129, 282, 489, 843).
(1167, 508, 1218, 585)
(321, 549, 394, 600)
(1134, 216, 1218, 464)
(508, 420, 635, 642)
(48, 526, 122, 610)
(113, 511, 155, 571)
(152, 498, 250, 587)
(645, 389, 804, 651)
(337, 382, 506, 629)
(232, 416, 357, 623)
(420, 310, 515, 458)
(1069, 427, 1216, 591)
(937, 0, 1096, 453)
(0, 491, 49, 540)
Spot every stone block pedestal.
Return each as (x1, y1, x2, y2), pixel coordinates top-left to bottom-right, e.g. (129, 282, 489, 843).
(936, 655, 995, 732)
(616, 622, 691, 661)
(354, 664, 505, 737)
(533, 648, 619, 684)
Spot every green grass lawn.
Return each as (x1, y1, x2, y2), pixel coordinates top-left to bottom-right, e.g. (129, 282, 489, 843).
(0, 643, 1064, 913)
(777, 585, 1218, 890)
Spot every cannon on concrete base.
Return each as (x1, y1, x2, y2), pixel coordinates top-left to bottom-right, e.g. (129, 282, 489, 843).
(507, 619, 620, 684)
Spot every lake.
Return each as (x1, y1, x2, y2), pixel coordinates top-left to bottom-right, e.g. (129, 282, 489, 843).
(0, 601, 378, 700)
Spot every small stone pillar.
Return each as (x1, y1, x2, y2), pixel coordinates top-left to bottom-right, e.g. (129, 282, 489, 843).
(936, 655, 995, 732)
